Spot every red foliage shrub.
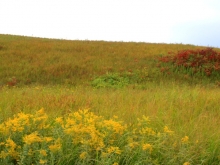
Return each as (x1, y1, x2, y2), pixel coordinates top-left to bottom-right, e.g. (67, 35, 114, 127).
(158, 48, 220, 77)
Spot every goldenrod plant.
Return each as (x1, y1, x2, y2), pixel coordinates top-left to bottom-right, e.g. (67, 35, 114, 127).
(0, 109, 214, 164)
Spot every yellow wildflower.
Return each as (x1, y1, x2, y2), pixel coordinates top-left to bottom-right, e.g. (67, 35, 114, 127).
(6, 138, 17, 149)
(43, 137, 53, 142)
(49, 144, 61, 152)
(181, 136, 189, 143)
(0, 151, 8, 159)
(39, 159, 47, 164)
(113, 163, 119, 165)
(23, 132, 42, 145)
(4, 118, 23, 132)
(5, 138, 19, 159)
(142, 115, 150, 122)
(142, 143, 153, 152)
(140, 127, 156, 135)
(183, 162, 190, 165)
(55, 117, 63, 125)
(34, 115, 48, 123)
(79, 151, 87, 160)
(164, 126, 174, 134)
(0, 112, 33, 135)
(17, 112, 31, 125)
(34, 108, 48, 125)
(107, 146, 121, 155)
(72, 111, 82, 121)
(36, 108, 45, 115)
(65, 118, 76, 128)
(128, 141, 139, 149)
(103, 119, 125, 134)
(0, 123, 7, 134)
(137, 115, 150, 126)
(39, 149, 47, 156)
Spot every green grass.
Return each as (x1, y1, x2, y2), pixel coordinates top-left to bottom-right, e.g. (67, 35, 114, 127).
(1, 34, 220, 164)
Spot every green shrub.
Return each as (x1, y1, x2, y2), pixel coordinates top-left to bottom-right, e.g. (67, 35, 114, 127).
(91, 72, 129, 88)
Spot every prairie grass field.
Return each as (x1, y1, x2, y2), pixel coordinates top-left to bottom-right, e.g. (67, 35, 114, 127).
(0, 34, 220, 164)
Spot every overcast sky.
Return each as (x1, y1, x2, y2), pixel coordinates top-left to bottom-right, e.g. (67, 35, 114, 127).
(1, 0, 220, 48)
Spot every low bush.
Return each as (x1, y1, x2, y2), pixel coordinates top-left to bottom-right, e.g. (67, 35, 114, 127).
(91, 68, 152, 89)
(91, 72, 129, 88)
(158, 48, 220, 79)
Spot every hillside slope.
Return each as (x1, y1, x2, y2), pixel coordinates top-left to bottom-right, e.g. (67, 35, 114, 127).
(0, 34, 217, 86)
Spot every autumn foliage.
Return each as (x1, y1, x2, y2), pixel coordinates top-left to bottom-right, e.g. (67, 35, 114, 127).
(158, 47, 220, 78)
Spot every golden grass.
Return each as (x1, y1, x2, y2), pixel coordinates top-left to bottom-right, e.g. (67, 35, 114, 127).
(0, 34, 210, 86)
(1, 84, 220, 143)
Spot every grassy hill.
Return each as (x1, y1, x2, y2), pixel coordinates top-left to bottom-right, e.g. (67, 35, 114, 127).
(1, 34, 215, 87)
(1, 34, 220, 164)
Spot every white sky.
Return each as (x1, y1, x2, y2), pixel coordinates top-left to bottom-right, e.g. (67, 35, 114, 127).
(1, 0, 220, 47)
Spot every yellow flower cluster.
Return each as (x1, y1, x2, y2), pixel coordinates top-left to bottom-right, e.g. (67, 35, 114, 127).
(79, 151, 87, 160)
(164, 126, 174, 135)
(59, 109, 128, 156)
(142, 143, 153, 152)
(0, 108, 48, 136)
(140, 127, 156, 135)
(128, 139, 139, 149)
(23, 131, 42, 145)
(103, 119, 126, 134)
(0, 108, 60, 164)
(0, 108, 194, 164)
(106, 146, 122, 155)
(0, 112, 32, 135)
(0, 138, 20, 161)
(48, 138, 62, 153)
(181, 136, 189, 143)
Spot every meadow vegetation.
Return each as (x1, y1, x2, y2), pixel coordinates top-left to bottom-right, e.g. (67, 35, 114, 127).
(0, 34, 220, 164)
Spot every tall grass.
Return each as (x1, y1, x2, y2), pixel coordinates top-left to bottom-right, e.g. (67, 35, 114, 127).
(1, 84, 220, 145)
